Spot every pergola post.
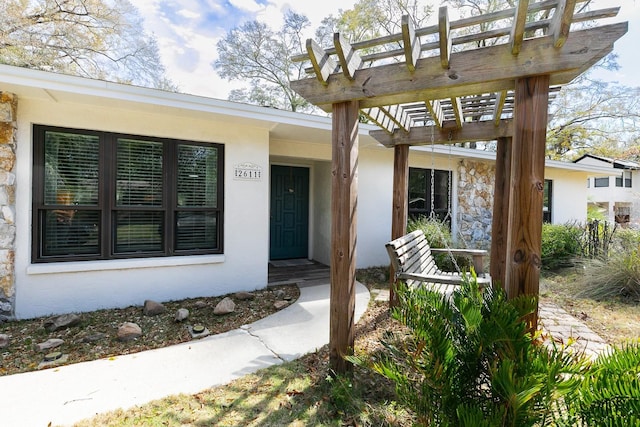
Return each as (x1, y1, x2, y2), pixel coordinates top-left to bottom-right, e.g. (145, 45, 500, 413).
(505, 76, 550, 331)
(490, 137, 512, 288)
(389, 144, 410, 307)
(330, 100, 360, 374)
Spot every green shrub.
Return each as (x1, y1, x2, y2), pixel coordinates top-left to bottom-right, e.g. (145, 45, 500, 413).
(541, 223, 584, 269)
(350, 277, 584, 426)
(557, 342, 640, 426)
(350, 277, 640, 426)
(407, 216, 470, 271)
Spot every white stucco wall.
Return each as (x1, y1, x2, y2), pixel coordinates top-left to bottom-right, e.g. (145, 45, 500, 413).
(15, 97, 271, 318)
(545, 168, 589, 224)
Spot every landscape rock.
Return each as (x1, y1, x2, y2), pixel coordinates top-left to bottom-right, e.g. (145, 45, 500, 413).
(117, 322, 142, 341)
(188, 325, 211, 339)
(274, 300, 289, 309)
(143, 300, 166, 316)
(193, 300, 208, 309)
(77, 332, 108, 343)
(234, 291, 255, 300)
(44, 313, 81, 331)
(34, 338, 64, 352)
(0, 333, 9, 348)
(38, 353, 69, 370)
(213, 297, 235, 315)
(274, 289, 286, 300)
(175, 308, 189, 322)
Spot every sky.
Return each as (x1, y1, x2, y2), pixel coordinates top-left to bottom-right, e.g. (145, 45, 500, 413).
(135, 0, 640, 101)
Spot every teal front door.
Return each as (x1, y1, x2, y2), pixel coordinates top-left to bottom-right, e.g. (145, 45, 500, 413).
(270, 165, 309, 260)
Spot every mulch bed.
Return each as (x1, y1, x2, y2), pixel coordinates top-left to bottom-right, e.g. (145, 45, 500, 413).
(0, 284, 298, 376)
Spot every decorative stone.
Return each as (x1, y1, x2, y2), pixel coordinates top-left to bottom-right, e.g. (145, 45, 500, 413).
(143, 300, 166, 316)
(193, 300, 208, 309)
(188, 324, 210, 339)
(274, 300, 289, 309)
(77, 332, 108, 343)
(175, 308, 189, 322)
(38, 353, 69, 369)
(234, 291, 255, 300)
(274, 289, 285, 300)
(0, 333, 9, 348)
(34, 338, 64, 352)
(44, 313, 81, 331)
(213, 297, 235, 315)
(117, 322, 142, 341)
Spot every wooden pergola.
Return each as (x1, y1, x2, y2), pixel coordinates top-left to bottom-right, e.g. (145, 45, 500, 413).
(289, 0, 627, 373)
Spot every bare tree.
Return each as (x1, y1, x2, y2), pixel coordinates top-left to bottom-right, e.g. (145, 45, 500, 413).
(0, 0, 175, 90)
(316, 0, 433, 51)
(214, 11, 311, 112)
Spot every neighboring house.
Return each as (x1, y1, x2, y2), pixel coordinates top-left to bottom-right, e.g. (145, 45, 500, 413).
(0, 65, 613, 319)
(574, 154, 640, 228)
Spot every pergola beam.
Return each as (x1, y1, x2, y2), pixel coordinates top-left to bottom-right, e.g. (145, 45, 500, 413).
(402, 15, 421, 72)
(291, 23, 627, 111)
(334, 33, 363, 80)
(510, 0, 530, 55)
(450, 96, 464, 128)
(439, 6, 452, 68)
(425, 100, 445, 128)
(306, 39, 337, 85)
(494, 90, 508, 126)
(371, 120, 513, 147)
(551, 0, 578, 47)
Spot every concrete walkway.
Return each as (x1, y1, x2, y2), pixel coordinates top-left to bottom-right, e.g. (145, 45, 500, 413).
(539, 302, 610, 358)
(0, 281, 370, 427)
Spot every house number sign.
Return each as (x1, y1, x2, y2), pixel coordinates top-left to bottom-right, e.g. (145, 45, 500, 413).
(234, 162, 263, 181)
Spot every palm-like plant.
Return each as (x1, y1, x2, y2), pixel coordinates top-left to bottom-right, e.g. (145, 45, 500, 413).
(556, 342, 640, 426)
(350, 277, 586, 426)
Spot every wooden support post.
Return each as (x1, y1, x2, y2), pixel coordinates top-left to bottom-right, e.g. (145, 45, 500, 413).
(330, 100, 359, 374)
(389, 144, 410, 307)
(490, 137, 512, 289)
(505, 76, 550, 332)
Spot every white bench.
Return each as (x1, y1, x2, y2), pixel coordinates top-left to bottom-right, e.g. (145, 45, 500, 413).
(386, 230, 492, 292)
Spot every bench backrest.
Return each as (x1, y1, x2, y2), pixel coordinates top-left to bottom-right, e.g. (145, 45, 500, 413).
(386, 230, 441, 283)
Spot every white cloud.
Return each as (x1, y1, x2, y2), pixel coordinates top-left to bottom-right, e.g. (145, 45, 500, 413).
(138, 0, 639, 100)
(228, 0, 265, 13)
(177, 9, 201, 20)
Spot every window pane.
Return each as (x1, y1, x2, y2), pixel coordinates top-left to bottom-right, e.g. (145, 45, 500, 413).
(176, 212, 217, 250)
(115, 211, 163, 253)
(178, 145, 218, 207)
(408, 169, 427, 211)
(434, 170, 449, 211)
(44, 131, 99, 206)
(117, 139, 163, 206)
(42, 210, 100, 256)
(594, 177, 609, 187)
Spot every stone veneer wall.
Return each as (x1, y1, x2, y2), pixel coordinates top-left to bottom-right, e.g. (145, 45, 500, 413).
(0, 92, 16, 321)
(457, 159, 495, 250)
